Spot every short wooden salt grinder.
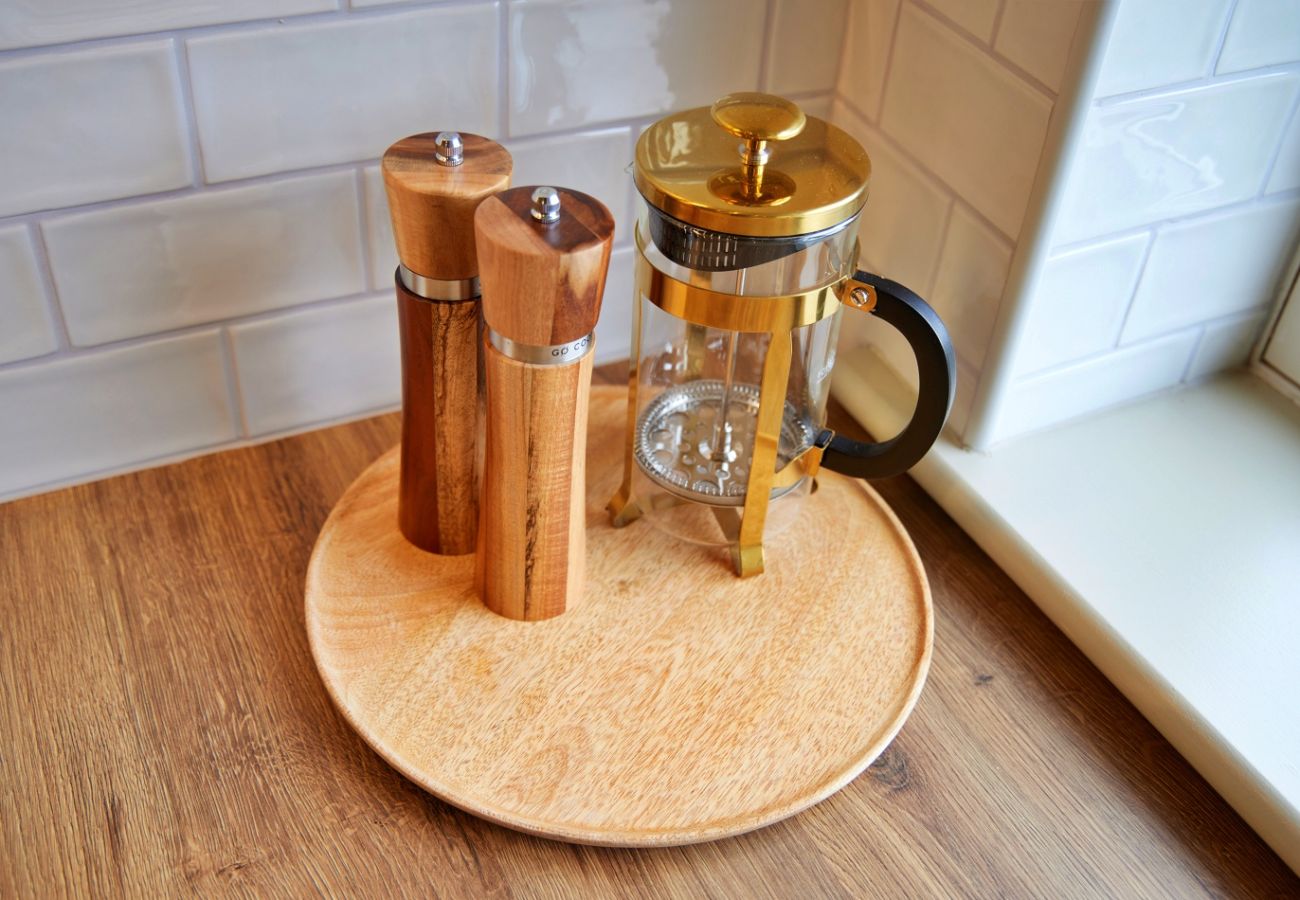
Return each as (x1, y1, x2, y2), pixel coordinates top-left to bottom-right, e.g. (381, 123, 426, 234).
(474, 186, 614, 620)
(383, 132, 511, 554)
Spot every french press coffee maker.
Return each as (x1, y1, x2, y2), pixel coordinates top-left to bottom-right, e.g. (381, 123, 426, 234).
(608, 93, 956, 577)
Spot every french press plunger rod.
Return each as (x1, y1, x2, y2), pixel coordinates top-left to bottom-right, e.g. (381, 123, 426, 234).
(608, 93, 957, 577)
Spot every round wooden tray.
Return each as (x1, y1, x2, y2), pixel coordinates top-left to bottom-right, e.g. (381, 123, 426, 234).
(305, 387, 932, 847)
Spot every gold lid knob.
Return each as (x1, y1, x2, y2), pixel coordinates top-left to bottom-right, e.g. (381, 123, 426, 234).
(710, 92, 806, 144)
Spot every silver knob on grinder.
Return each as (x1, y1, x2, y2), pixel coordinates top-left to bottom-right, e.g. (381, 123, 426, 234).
(434, 131, 464, 166)
(530, 186, 561, 223)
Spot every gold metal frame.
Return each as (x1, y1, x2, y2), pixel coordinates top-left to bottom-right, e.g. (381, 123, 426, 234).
(608, 230, 879, 576)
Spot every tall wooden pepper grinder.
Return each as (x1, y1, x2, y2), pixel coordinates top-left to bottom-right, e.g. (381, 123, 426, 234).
(383, 132, 511, 554)
(474, 186, 614, 620)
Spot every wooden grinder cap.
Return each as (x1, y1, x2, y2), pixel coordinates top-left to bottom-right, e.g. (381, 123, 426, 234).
(382, 132, 512, 281)
(475, 186, 615, 347)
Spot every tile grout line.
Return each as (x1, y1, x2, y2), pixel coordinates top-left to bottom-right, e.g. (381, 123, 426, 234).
(1255, 87, 1300, 197)
(171, 35, 207, 188)
(497, 0, 509, 138)
(1106, 227, 1157, 352)
(218, 327, 251, 437)
(756, 0, 777, 92)
(1093, 59, 1300, 108)
(353, 167, 378, 291)
(1207, 0, 1241, 76)
(26, 222, 73, 351)
(875, 0, 908, 123)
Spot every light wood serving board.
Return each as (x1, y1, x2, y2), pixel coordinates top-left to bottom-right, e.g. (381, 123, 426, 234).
(305, 386, 932, 847)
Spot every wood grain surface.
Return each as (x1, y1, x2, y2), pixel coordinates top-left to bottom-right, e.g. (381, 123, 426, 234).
(475, 187, 614, 346)
(0, 363, 1295, 897)
(381, 132, 512, 280)
(394, 275, 481, 556)
(307, 387, 930, 841)
(477, 344, 593, 619)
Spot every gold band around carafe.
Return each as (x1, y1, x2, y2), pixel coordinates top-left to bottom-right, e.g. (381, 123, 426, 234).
(632, 225, 856, 333)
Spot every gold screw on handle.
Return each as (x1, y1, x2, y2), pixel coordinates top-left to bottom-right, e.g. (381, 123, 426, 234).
(710, 92, 806, 200)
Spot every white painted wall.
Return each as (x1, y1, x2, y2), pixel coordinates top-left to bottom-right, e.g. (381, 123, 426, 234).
(0, 0, 847, 501)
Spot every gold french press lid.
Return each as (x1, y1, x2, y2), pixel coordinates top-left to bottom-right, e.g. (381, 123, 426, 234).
(634, 92, 871, 239)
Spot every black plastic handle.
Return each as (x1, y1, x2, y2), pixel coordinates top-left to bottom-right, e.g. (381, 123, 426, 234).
(821, 271, 956, 479)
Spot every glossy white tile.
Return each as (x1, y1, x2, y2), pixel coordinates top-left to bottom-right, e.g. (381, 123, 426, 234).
(594, 246, 634, 365)
(930, 204, 1012, 370)
(880, 4, 1052, 238)
(1186, 311, 1269, 380)
(1056, 73, 1300, 244)
(45, 172, 365, 346)
(508, 0, 763, 135)
(767, 0, 850, 94)
(188, 7, 498, 182)
(0, 42, 190, 217)
(1266, 104, 1300, 194)
(993, 0, 1086, 93)
(1217, 0, 1300, 74)
(0, 0, 331, 50)
(0, 226, 57, 365)
(835, 104, 952, 295)
(997, 330, 1201, 440)
(230, 295, 399, 435)
(1094, 0, 1232, 97)
(0, 330, 235, 497)
(924, 0, 1000, 42)
(1017, 232, 1149, 376)
(946, 357, 979, 441)
(1123, 199, 1300, 342)
(836, 0, 900, 121)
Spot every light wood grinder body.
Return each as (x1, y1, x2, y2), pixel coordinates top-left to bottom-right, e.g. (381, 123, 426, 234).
(474, 186, 615, 620)
(382, 132, 511, 554)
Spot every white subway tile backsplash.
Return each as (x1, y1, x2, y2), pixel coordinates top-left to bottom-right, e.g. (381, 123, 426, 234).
(45, 172, 365, 346)
(880, 5, 1052, 238)
(0, 42, 190, 217)
(996, 330, 1201, 440)
(835, 104, 951, 295)
(1266, 105, 1300, 194)
(924, 0, 999, 42)
(930, 204, 1012, 370)
(508, 0, 763, 136)
(362, 128, 634, 290)
(767, 0, 850, 95)
(230, 295, 399, 435)
(1018, 232, 1149, 376)
(1217, 0, 1300, 74)
(595, 246, 634, 365)
(0, 0, 332, 51)
(1056, 73, 1300, 244)
(1123, 199, 1300, 342)
(188, 7, 499, 182)
(993, 0, 1086, 93)
(835, 0, 900, 121)
(0, 226, 57, 365)
(0, 330, 235, 497)
(1186, 311, 1269, 381)
(1094, 0, 1232, 97)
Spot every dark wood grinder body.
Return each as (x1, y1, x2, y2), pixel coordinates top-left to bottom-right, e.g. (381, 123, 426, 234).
(382, 132, 511, 555)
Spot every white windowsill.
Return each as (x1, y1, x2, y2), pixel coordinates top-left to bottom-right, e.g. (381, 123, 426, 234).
(832, 349, 1300, 874)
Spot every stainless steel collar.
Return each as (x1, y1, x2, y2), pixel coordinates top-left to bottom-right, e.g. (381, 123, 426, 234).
(398, 265, 480, 301)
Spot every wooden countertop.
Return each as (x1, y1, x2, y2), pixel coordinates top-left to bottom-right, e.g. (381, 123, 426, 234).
(2, 366, 1295, 897)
